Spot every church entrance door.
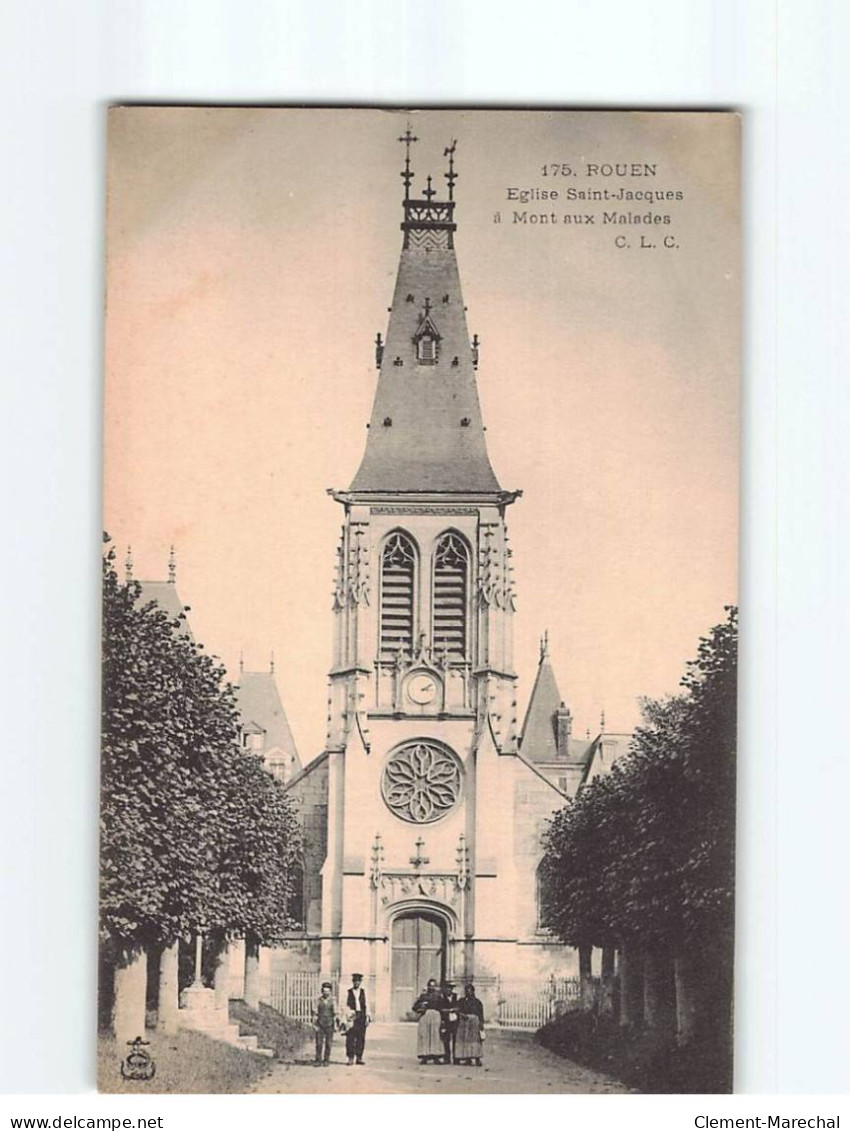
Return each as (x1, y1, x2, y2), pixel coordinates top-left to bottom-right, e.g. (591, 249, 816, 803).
(391, 912, 446, 1020)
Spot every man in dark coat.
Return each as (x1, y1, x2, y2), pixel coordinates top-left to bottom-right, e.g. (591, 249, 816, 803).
(344, 973, 369, 1065)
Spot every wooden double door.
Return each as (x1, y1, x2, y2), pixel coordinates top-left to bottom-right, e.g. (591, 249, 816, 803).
(391, 912, 447, 1020)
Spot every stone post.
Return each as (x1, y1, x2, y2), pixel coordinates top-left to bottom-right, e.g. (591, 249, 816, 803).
(113, 948, 148, 1047)
(244, 934, 261, 1010)
(157, 941, 180, 1034)
(600, 946, 616, 1017)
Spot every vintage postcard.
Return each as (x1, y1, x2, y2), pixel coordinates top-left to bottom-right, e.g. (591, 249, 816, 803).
(100, 108, 740, 1093)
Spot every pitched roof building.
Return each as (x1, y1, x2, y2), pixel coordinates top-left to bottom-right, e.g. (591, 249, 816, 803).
(126, 547, 299, 784)
(233, 665, 301, 784)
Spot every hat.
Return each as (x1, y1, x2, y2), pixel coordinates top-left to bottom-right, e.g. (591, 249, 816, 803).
(321, 981, 332, 990)
(352, 972, 364, 979)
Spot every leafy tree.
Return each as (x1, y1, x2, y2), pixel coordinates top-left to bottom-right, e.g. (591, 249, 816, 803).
(541, 608, 737, 955)
(100, 535, 301, 963)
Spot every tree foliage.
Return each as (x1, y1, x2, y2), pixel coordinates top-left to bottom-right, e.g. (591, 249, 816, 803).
(541, 607, 737, 954)
(100, 536, 302, 959)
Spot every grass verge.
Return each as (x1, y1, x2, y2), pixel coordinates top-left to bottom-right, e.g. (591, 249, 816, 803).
(98, 1027, 273, 1094)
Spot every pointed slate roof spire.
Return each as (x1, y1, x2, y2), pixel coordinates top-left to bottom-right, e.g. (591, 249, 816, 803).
(234, 668, 301, 775)
(520, 633, 570, 763)
(348, 136, 502, 495)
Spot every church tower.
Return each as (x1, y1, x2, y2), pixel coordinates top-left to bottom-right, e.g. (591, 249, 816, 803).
(321, 132, 522, 1017)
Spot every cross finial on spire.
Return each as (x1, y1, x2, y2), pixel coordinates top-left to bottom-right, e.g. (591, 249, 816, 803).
(600, 708, 606, 732)
(540, 629, 549, 661)
(167, 545, 176, 584)
(124, 545, 133, 582)
(423, 174, 436, 201)
(444, 139, 458, 200)
(239, 650, 244, 675)
(270, 650, 275, 675)
(398, 124, 418, 202)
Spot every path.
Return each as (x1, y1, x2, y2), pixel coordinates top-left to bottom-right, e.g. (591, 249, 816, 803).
(254, 1022, 630, 1094)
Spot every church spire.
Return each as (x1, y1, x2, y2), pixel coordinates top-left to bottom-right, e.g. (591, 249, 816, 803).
(348, 134, 504, 497)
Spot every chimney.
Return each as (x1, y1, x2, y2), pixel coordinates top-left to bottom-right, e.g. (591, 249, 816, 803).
(555, 700, 572, 760)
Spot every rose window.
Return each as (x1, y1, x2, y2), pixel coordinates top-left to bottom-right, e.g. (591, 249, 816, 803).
(381, 741, 462, 824)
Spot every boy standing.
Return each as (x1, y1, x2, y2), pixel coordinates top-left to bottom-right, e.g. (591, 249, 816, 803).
(313, 981, 338, 1066)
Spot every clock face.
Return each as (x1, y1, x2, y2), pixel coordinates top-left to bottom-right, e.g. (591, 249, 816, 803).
(406, 672, 438, 706)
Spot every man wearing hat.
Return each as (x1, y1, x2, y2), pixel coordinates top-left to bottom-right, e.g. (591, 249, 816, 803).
(344, 973, 370, 1065)
(441, 981, 459, 1065)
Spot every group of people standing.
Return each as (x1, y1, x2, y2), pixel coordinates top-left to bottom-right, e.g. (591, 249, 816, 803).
(311, 974, 486, 1069)
(413, 980, 485, 1066)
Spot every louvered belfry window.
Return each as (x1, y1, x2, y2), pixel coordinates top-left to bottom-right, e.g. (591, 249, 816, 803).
(380, 532, 416, 657)
(433, 533, 469, 658)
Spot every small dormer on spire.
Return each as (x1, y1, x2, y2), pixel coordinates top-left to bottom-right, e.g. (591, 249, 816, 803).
(412, 300, 443, 364)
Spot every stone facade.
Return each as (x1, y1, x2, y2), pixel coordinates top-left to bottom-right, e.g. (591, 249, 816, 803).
(278, 154, 632, 1019)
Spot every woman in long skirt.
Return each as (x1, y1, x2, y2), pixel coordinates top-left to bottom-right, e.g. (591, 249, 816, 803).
(454, 983, 485, 1066)
(413, 979, 445, 1063)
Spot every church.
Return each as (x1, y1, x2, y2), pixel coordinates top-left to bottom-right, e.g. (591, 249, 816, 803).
(280, 135, 631, 1021)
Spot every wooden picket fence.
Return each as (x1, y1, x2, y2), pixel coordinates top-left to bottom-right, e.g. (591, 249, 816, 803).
(264, 971, 585, 1030)
(495, 975, 582, 1030)
(265, 971, 339, 1023)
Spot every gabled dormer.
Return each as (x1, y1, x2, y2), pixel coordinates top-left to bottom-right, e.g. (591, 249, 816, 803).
(412, 306, 442, 365)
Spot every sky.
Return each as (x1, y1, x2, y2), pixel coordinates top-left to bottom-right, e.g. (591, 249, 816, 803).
(104, 108, 739, 763)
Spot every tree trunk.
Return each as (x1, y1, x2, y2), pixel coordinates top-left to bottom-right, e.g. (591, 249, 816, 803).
(244, 934, 261, 1010)
(643, 950, 675, 1034)
(674, 951, 700, 1044)
(213, 940, 231, 1011)
(158, 941, 180, 1034)
(578, 945, 595, 1011)
(113, 948, 147, 1047)
(618, 941, 644, 1027)
(600, 946, 616, 1017)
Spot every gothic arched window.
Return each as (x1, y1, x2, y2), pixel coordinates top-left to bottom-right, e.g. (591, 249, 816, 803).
(536, 859, 554, 932)
(380, 531, 417, 657)
(288, 859, 305, 929)
(432, 532, 469, 658)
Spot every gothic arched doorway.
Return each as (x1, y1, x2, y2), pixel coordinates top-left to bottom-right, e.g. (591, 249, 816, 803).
(390, 910, 447, 1020)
